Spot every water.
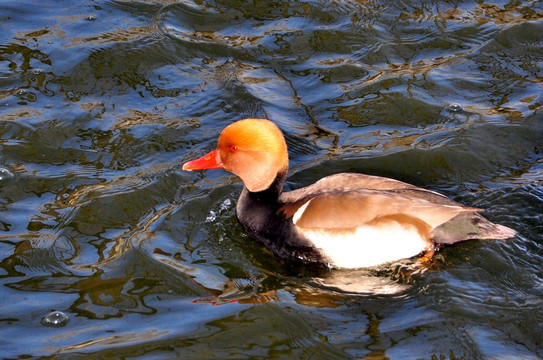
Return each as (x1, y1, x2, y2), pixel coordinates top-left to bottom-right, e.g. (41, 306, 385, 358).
(0, 0, 542, 358)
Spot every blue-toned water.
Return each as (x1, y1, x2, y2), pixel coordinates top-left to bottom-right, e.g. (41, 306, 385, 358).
(1, 0, 542, 358)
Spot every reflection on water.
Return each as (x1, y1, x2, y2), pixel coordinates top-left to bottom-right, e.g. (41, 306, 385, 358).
(0, 0, 542, 358)
(309, 267, 414, 296)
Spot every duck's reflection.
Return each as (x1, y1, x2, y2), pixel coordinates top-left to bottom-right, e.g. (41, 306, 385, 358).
(153, 246, 430, 307)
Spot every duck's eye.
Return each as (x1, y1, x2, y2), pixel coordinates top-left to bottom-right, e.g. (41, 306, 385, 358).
(230, 145, 238, 152)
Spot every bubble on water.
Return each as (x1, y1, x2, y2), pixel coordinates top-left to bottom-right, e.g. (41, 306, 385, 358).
(85, 15, 96, 21)
(206, 211, 217, 222)
(41, 311, 69, 328)
(14, 89, 37, 102)
(31, 68, 43, 75)
(448, 103, 463, 112)
(0, 167, 14, 181)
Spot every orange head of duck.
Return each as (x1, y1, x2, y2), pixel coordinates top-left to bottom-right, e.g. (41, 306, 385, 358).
(182, 119, 289, 192)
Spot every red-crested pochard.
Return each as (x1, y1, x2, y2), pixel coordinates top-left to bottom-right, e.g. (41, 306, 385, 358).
(183, 119, 516, 268)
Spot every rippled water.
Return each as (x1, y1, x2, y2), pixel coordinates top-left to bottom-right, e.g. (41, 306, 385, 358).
(1, 0, 542, 358)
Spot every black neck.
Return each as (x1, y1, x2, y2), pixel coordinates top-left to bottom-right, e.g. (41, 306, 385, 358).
(247, 169, 287, 203)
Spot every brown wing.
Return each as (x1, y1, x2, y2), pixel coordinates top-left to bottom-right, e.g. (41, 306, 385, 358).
(281, 173, 460, 206)
(290, 189, 475, 230)
(279, 173, 514, 246)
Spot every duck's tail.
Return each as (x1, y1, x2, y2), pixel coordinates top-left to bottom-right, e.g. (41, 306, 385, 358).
(431, 212, 516, 245)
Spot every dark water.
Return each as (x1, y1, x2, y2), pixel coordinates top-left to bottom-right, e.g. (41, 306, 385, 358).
(1, 0, 542, 358)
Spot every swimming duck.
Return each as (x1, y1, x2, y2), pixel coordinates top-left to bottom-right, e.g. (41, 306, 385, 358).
(183, 119, 516, 268)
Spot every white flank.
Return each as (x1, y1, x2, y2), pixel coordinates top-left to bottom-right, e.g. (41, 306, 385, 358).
(299, 223, 428, 269)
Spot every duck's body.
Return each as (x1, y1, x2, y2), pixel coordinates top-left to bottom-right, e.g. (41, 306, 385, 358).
(183, 119, 516, 269)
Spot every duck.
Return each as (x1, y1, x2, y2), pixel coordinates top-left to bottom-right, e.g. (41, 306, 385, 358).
(182, 119, 516, 269)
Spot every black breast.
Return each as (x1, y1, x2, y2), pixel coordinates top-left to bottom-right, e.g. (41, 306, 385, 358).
(235, 186, 325, 265)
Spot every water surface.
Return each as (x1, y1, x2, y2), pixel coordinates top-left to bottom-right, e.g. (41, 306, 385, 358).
(1, 0, 542, 358)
